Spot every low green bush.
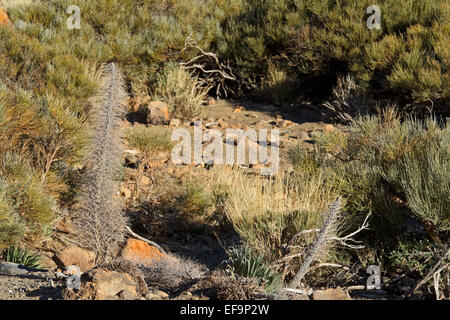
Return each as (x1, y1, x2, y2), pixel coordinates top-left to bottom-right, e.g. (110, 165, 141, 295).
(176, 181, 215, 220)
(312, 111, 449, 240)
(217, 0, 449, 113)
(6, 0, 447, 113)
(0, 153, 58, 247)
(127, 126, 173, 155)
(153, 63, 209, 118)
(4, 244, 41, 269)
(388, 236, 439, 277)
(227, 245, 282, 293)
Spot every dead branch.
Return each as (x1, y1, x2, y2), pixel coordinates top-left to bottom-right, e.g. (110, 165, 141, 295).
(330, 212, 371, 249)
(289, 198, 343, 288)
(280, 228, 321, 261)
(287, 199, 370, 288)
(309, 263, 350, 272)
(282, 287, 311, 296)
(180, 36, 237, 97)
(287, 228, 320, 245)
(404, 248, 450, 299)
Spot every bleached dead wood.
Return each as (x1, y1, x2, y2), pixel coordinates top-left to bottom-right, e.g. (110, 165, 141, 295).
(180, 36, 237, 97)
(288, 198, 370, 288)
(289, 198, 343, 288)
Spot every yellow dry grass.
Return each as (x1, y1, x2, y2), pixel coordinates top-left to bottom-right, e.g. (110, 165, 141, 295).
(0, 0, 38, 9)
(202, 166, 340, 261)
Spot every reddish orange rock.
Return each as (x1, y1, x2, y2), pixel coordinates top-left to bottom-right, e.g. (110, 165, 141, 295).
(121, 239, 164, 266)
(324, 124, 335, 132)
(0, 8, 11, 26)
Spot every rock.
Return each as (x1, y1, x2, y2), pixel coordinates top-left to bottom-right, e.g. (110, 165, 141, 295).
(140, 175, 151, 186)
(86, 268, 137, 300)
(324, 124, 334, 132)
(61, 287, 77, 300)
(312, 287, 351, 300)
(120, 239, 164, 267)
(125, 154, 139, 167)
(120, 187, 132, 199)
(167, 167, 175, 174)
(0, 262, 28, 275)
(218, 120, 227, 129)
(65, 265, 82, 276)
(125, 149, 140, 155)
(156, 290, 169, 298)
(0, 8, 11, 26)
(53, 246, 95, 273)
(38, 254, 59, 270)
(276, 120, 293, 128)
(146, 101, 169, 125)
(118, 289, 136, 300)
(146, 292, 163, 300)
(205, 121, 219, 129)
(297, 131, 309, 140)
(309, 130, 322, 138)
(169, 118, 181, 127)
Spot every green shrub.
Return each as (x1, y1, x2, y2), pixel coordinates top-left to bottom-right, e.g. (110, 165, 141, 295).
(227, 245, 281, 293)
(153, 63, 209, 118)
(0, 185, 26, 248)
(0, 85, 88, 195)
(176, 181, 214, 220)
(314, 112, 449, 239)
(0, 153, 58, 247)
(388, 237, 438, 277)
(5, 245, 41, 269)
(3, 0, 449, 113)
(127, 126, 173, 155)
(216, 0, 449, 112)
(209, 167, 338, 269)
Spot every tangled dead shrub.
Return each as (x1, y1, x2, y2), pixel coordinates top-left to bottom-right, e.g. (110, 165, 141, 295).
(322, 75, 370, 123)
(200, 271, 265, 300)
(142, 253, 204, 292)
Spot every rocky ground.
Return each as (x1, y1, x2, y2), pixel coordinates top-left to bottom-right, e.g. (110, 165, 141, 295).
(0, 98, 418, 300)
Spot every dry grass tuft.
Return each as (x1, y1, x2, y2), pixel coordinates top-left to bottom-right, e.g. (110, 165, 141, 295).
(127, 126, 173, 156)
(206, 166, 339, 264)
(154, 63, 209, 119)
(0, 0, 38, 9)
